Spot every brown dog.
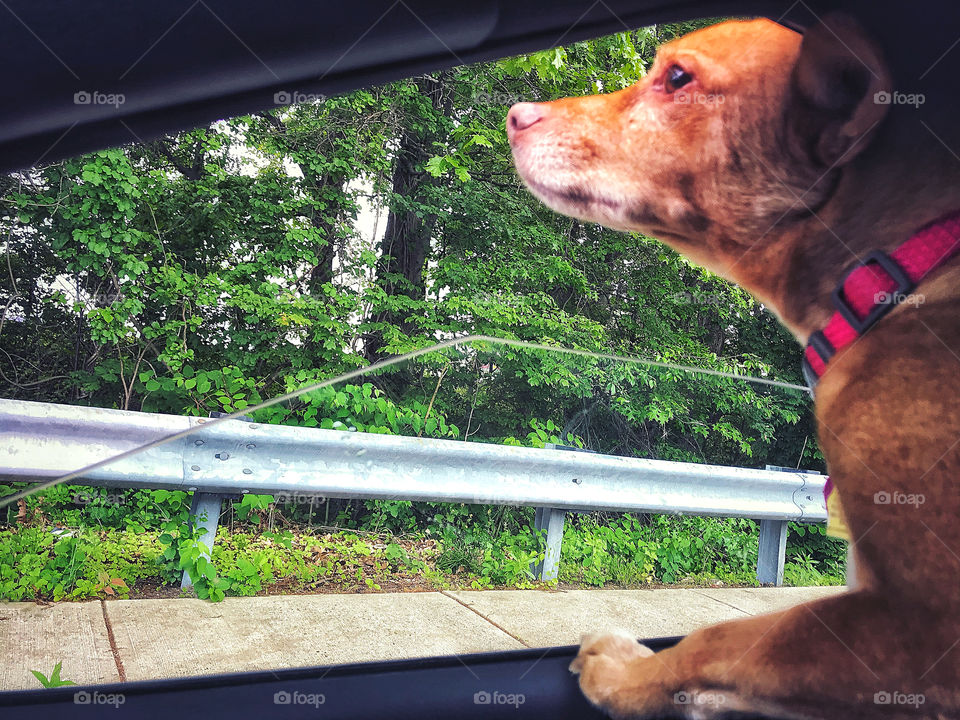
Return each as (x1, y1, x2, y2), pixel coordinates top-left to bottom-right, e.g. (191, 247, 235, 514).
(508, 14, 960, 720)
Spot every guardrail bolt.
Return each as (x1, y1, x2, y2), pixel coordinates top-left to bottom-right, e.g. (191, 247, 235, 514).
(242, 468, 253, 475)
(571, 478, 582, 484)
(246, 443, 256, 449)
(194, 440, 204, 446)
(190, 465, 200, 471)
(215, 452, 230, 461)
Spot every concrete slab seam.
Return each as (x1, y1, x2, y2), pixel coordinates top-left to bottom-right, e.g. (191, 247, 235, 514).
(100, 600, 126, 682)
(439, 591, 531, 648)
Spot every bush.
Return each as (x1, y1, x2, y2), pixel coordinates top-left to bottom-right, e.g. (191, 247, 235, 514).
(646, 515, 759, 583)
(0, 527, 162, 601)
(560, 515, 657, 586)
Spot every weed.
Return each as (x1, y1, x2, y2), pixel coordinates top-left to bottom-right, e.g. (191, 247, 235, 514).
(1, 484, 845, 601)
(30, 662, 75, 688)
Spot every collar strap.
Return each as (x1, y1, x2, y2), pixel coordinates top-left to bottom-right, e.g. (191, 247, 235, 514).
(802, 210, 960, 393)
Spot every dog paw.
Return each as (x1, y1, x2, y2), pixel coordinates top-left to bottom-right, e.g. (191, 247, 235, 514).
(569, 631, 655, 717)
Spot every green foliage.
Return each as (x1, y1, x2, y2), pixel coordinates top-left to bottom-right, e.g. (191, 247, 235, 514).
(649, 516, 760, 583)
(1, 484, 192, 532)
(785, 522, 846, 585)
(501, 418, 564, 448)
(0, 522, 446, 601)
(559, 516, 657, 586)
(255, 382, 460, 439)
(232, 494, 274, 524)
(784, 552, 844, 587)
(0, 527, 162, 601)
(434, 528, 541, 588)
(0, 498, 844, 601)
(158, 513, 229, 602)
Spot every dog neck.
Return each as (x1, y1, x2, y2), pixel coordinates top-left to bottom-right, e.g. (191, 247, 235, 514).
(728, 112, 960, 345)
(803, 209, 960, 390)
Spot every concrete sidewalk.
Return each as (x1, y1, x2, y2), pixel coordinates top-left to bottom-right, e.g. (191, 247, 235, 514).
(0, 586, 844, 691)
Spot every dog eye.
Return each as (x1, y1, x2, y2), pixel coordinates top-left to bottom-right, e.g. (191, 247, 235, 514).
(664, 65, 693, 92)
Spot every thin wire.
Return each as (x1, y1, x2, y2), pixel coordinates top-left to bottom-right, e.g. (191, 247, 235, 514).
(0, 333, 809, 509)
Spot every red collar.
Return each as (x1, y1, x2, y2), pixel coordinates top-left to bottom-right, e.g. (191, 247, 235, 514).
(802, 210, 960, 393)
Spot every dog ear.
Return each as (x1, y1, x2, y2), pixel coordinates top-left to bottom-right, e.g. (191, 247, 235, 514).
(788, 13, 892, 167)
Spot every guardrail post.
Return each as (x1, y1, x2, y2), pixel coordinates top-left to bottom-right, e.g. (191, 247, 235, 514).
(181, 411, 250, 590)
(180, 492, 224, 589)
(759, 465, 822, 586)
(756, 518, 787, 586)
(531, 507, 565, 582)
(530, 443, 593, 582)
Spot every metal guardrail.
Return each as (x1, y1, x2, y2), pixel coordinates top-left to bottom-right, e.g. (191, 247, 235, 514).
(0, 399, 829, 586)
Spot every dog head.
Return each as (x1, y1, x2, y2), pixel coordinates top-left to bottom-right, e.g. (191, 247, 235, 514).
(508, 16, 893, 328)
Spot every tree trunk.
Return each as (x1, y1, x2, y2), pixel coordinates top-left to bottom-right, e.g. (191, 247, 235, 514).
(365, 74, 451, 365)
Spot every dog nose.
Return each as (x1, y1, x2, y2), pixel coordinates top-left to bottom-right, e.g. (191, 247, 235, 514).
(507, 102, 544, 138)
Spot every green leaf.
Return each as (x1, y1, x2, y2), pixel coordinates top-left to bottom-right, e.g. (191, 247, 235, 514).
(30, 670, 49, 687)
(424, 156, 446, 177)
